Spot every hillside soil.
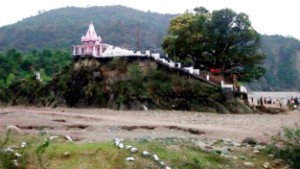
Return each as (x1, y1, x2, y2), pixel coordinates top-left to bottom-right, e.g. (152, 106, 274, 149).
(1, 106, 300, 143)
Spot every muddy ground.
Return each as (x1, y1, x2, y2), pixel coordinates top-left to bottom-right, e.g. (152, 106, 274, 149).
(1, 106, 299, 143)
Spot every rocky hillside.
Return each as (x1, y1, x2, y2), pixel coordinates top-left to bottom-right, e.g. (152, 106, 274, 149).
(0, 58, 253, 113)
(0, 6, 174, 52)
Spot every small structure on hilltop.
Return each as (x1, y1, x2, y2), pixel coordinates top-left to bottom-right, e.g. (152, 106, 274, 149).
(71, 22, 248, 101)
(72, 22, 109, 58)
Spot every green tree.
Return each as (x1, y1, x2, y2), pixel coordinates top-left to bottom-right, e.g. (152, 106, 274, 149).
(162, 7, 265, 82)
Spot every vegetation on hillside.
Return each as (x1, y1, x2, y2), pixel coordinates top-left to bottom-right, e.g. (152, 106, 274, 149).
(0, 6, 174, 52)
(247, 35, 300, 91)
(0, 6, 300, 90)
(0, 49, 70, 90)
(0, 58, 234, 113)
(162, 7, 265, 83)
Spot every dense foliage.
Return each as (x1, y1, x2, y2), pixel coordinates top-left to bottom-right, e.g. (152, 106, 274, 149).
(0, 6, 174, 52)
(267, 126, 300, 169)
(0, 49, 70, 90)
(162, 7, 265, 82)
(0, 58, 232, 113)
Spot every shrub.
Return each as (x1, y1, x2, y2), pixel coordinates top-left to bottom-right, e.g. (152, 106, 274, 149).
(267, 126, 300, 169)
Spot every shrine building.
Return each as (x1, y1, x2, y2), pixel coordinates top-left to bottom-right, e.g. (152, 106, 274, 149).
(72, 22, 108, 58)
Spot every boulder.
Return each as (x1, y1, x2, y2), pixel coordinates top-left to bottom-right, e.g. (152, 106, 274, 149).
(242, 137, 257, 145)
(6, 125, 23, 135)
(244, 161, 254, 167)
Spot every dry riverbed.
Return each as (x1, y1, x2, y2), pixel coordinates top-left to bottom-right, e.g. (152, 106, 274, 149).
(1, 106, 299, 143)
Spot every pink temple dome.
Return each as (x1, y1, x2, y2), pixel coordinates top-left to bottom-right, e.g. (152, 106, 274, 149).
(81, 22, 102, 43)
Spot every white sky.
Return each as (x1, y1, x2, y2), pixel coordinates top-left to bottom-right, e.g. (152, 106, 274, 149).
(1, 0, 300, 40)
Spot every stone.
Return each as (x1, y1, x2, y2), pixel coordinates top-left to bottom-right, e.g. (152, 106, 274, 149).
(242, 137, 257, 145)
(195, 141, 207, 150)
(49, 135, 59, 140)
(118, 143, 125, 149)
(130, 147, 138, 153)
(142, 151, 151, 157)
(243, 161, 254, 167)
(125, 157, 135, 161)
(165, 167, 172, 169)
(262, 162, 270, 168)
(15, 152, 22, 158)
(6, 125, 22, 134)
(125, 145, 133, 149)
(64, 135, 73, 142)
(253, 149, 260, 154)
(20, 142, 27, 148)
(153, 154, 160, 161)
(233, 156, 238, 160)
(268, 154, 274, 159)
(64, 151, 70, 157)
(255, 145, 266, 150)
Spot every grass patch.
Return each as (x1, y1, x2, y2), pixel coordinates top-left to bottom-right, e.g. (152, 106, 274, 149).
(0, 133, 283, 169)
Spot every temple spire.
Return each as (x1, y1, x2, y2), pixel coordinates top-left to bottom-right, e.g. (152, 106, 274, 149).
(81, 21, 102, 43)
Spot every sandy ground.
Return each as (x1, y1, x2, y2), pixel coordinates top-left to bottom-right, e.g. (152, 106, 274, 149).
(1, 106, 300, 143)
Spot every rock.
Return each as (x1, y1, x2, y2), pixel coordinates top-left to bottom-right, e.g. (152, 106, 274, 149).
(153, 154, 160, 161)
(125, 145, 133, 149)
(142, 151, 151, 157)
(64, 151, 70, 157)
(49, 135, 59, 140)
(273, 159, 284, 167)
(243, 161, 254, 167)
(118, 143, 125, 149)
(6, 125, 22, 134)
(20, 142, 27, 148)
(268, 154, 274, 159)
(159, 161, 165, 167)
(4, 147, 15, 153)
(125, 157, 135, 161)
(242, 137, 257, 145)
(255, 145, 266, 150)
(233, 156, 238, 160)
(64, 135, 73, 142)
(195, 141, 207, 150)
(130, 147, 138, 153)
(15, 152, 22, 158)
(165, 167, 172, 169)
(253, 149, 260, 154)
(262, 162, 270, 168)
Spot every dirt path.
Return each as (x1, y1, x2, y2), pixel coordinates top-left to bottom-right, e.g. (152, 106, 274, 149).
(1, 106, 299, 143)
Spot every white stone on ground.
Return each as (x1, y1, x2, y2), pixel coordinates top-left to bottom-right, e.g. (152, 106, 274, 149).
(130, 147, 138, 153)
(142, 151, 151, 157)
(118, 143, 124, 149)
(153, 154, 159, 161)
(49, 135, 59, 140)
(64, 135, 73, 142)
(243, 161, 254, 167)
(125, 157, 135, 161)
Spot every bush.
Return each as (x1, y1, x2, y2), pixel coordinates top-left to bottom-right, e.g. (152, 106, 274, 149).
(267, 126, 300, 169)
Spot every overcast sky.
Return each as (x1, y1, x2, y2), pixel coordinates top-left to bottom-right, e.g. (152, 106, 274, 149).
(1, 0, 300, 40)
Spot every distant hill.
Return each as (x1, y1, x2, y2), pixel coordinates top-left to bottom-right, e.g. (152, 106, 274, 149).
(0, 5, 175, 52)
(1, 6, 300, 91)
(247, 35, 300, 91)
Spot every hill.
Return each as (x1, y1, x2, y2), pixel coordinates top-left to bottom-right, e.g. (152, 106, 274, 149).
(0, 6, 174, 52)
(0, 6, 300, 91)
(0, 58, 254, 113)
(247, 35, 300, 91)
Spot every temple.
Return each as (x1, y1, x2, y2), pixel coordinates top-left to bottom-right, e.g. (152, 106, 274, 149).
(72, 22, 108, 58)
